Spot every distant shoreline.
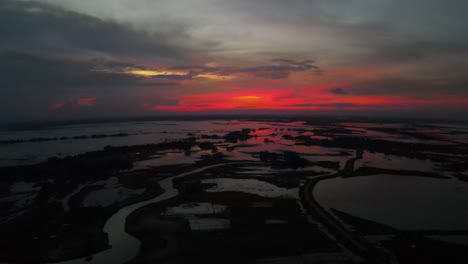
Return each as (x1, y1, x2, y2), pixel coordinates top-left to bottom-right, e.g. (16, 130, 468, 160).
(2, 114, 468, 131)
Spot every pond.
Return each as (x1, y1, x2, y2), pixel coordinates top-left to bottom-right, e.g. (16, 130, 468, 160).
(315, 174, 468, 230)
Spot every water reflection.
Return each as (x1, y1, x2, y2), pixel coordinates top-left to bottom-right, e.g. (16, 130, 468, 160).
(315, 174, 468, 230)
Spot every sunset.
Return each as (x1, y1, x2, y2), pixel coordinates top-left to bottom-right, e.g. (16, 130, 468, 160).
(1, 1, 468, 264)
(1, 0, 468, 121)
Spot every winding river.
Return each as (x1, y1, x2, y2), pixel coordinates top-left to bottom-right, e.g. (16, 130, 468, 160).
(56, 163, 253, 264)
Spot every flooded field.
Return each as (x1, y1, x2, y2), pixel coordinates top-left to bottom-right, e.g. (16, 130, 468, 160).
(1, 119, 468, 264)
(315, 174, 468, 230)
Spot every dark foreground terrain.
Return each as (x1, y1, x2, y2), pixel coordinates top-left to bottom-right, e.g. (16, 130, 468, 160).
(1, 119, 468, 263)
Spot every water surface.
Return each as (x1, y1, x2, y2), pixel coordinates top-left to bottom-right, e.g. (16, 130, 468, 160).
(315, 174, 468, 230)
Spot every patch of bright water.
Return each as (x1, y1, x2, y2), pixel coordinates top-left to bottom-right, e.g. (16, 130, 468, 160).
(315, 174, 468, 230)
(202, 178, 299, 199)
(0, 120, 328, 166)
(355, 151, 438, 172)
(237, 165, 334, 175)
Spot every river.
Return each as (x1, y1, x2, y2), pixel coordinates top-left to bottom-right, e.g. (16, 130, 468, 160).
(55, 163, 253, 264)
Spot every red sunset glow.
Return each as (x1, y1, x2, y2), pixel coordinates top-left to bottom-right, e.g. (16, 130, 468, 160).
(2, 0, 465, 121)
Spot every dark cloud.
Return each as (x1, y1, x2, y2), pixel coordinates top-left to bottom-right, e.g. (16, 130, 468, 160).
(0, 51, 140, 92)
(348, 78, 468, 96)
(329, 87, 348, 95)
(292, 103, 355, 108)
(168, 59, 321, 80)
(225, 0, 468, 66)
(1, 0, 467, 121)
(0, 51, 180, 92)
(241, 62, 318, 73)
(240, 60, 320, 79)
(152, 75, 194, 81)
(358, 39, 468, 65)
(255, 72, 290, 80)
(0, 0, 197, 61)
(260, 60, 321, 77)
(0, 50, 180, 121)
(165, 66, 215, 73)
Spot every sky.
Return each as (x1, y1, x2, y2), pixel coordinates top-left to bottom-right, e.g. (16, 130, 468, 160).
(1, 0, 468, 122)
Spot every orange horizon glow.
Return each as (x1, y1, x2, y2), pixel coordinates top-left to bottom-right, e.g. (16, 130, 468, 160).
(77, 97, 97, 106)
(90, 62, 468, 114)
(51, 97, 97, 111)
(125, 69, 186, 77)
(148, 87, 468, 112)
(122, 69, 234, 81)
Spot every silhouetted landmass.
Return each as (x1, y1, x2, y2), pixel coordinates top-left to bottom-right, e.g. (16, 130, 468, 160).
(330, 208, 397, 235)
(294, 135, 468, 161)
(0, 133, 132, 145)
(348, 166, 450, 179)
(224, 130, 256, 143)
(365, 127, 449, 142)
(126, 192, 339, 264)
(331, 209, 468, 263)
(2, 115, 467, 131)
(0, 138, 213, 262)
(383, 235, 468, 264)
(1, 122, 467, 263)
